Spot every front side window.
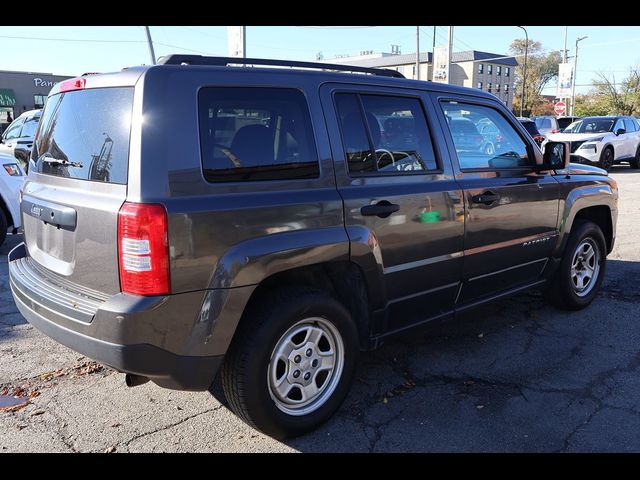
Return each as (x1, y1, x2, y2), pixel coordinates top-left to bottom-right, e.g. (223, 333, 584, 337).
(335, 93, 438, 174)
(613, 118, 625, 133)
(441, 101, 530, 170)
(19, 115, 40, 138)
(624, 118, 637, 132)
(198, 87, 319, 182)
(2, 118, 24, 140)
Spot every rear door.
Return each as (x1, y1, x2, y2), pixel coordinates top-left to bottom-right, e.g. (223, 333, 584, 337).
(22, 85, 134, 295)
(433, 94, 560, 305)
(321, 83, 464, 335)
(623, 117, 640, 157)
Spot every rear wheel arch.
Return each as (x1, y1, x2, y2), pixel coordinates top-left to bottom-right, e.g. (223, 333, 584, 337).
(0, 192, 14, 228)
(235, 261, 374, 351)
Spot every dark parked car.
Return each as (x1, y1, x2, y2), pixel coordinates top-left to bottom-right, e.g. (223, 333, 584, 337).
(517, 117, 545, 147)
(0, 109, 41, 168)
(9, 56, 618, 439)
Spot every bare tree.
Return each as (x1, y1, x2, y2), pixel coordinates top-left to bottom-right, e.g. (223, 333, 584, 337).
(593, 68, 640, 116)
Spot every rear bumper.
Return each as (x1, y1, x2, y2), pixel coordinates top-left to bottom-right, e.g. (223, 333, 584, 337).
(8, 242, 229, 391)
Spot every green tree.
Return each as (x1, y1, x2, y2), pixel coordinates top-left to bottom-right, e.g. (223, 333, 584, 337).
(573, 93, 611, 117)
(509, 39, 562, 117)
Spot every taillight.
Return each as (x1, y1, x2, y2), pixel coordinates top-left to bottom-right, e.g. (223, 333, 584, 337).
(551, 129, 560, 134)
(118, 202, 170, 296)
(58, 77, 86, 93)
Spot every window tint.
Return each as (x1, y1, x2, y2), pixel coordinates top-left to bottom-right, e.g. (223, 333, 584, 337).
(521, 121, 540, 137)
(3, 118, 24, 140)
(33, 88, 133, 184)
(336, 93, 438, 174)
(20, 116, 40, 139)
(198, 87, 318, 183)
(557, 117, 576, 129)
(624, 118, 637, 132)
(335, 93, 375, 173)
(441, 102, 530, 170)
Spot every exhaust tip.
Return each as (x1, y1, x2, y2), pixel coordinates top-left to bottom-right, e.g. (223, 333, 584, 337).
(125, 374, 150, 388)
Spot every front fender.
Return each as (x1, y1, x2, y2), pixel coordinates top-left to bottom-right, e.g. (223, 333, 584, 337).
(554, 181, 617, 256)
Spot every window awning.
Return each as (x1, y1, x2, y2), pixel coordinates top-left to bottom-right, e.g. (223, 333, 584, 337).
(0, 89, 16, 107)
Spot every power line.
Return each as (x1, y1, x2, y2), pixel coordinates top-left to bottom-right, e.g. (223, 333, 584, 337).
(0, 33, 145, 43)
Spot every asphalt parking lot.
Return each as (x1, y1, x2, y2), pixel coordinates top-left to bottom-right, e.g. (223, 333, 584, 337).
(1, 168, 639, 453)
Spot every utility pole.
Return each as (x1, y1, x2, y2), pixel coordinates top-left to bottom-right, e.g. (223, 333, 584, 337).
(447, 26, 454, 85)
(570, 36, 588, 116)
(416, 26, 420, 80)
(563, 26, 568, 63)
(432, 26, 436, 81)
(242, 26, 247, 59)
(144, 26, 156, 65)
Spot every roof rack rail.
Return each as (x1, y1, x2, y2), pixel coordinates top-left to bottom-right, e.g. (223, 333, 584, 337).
(156, 54, 405, 79)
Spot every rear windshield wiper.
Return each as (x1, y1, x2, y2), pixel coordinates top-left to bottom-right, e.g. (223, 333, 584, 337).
(40, 154, 83, 168)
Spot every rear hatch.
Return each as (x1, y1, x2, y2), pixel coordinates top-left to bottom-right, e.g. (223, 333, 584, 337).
(21, 83, 134, 295)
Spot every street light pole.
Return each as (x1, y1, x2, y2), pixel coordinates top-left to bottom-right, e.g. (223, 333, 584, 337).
(516, 26, 528, 117)
(570, 36, 588, 116)
(144, 26, 156, 65)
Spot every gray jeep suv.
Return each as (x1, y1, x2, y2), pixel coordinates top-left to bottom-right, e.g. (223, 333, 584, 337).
(8, 55, 618, 439)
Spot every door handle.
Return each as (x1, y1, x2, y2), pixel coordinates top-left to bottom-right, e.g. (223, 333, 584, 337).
(471, 191, 501, 205)
(361, 200, 400, 218)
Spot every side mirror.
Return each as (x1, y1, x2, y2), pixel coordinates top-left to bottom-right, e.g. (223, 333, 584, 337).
(615, 128, 626, 136)
(541, 141, 570, 170)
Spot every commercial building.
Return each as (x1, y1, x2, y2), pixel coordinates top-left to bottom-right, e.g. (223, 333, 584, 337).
(328, 50, 518, 109)
(1, 70, 73, 126)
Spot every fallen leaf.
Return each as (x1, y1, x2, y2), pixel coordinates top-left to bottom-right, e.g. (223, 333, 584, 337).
(104, 446, 116, 453)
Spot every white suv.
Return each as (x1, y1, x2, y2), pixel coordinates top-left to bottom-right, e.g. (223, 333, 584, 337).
(545, 116, 640, 171)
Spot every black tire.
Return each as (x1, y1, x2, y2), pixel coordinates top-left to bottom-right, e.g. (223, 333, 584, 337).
(545, 220, 607, 311)
(219, 286, 359, 439)
(630, 146, 640, 169)
(599, 146, 614, 171)
(0, 208, 7, 246)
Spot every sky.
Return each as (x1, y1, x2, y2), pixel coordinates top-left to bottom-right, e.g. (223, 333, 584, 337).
(2, 26, 639, 95)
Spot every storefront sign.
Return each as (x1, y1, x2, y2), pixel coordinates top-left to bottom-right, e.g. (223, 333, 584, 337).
(33, 78, 56, 88)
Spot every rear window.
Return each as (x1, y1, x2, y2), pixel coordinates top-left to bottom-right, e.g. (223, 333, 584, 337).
(520, 121, 539, 136)
(198, 87, 319, 182)
(32, 88, 133, 184)
(534, 117, 552, 129)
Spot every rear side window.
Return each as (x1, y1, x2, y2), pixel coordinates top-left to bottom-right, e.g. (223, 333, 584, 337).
(198, 87, 319, 182)
(33, 88, 133, 184)
(624, 118, 637, 132)
(521, 121, 539, 136)
(335, 92, 438, 174)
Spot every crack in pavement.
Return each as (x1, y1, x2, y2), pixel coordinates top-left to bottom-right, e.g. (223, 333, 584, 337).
(118, 404, 226, 452)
